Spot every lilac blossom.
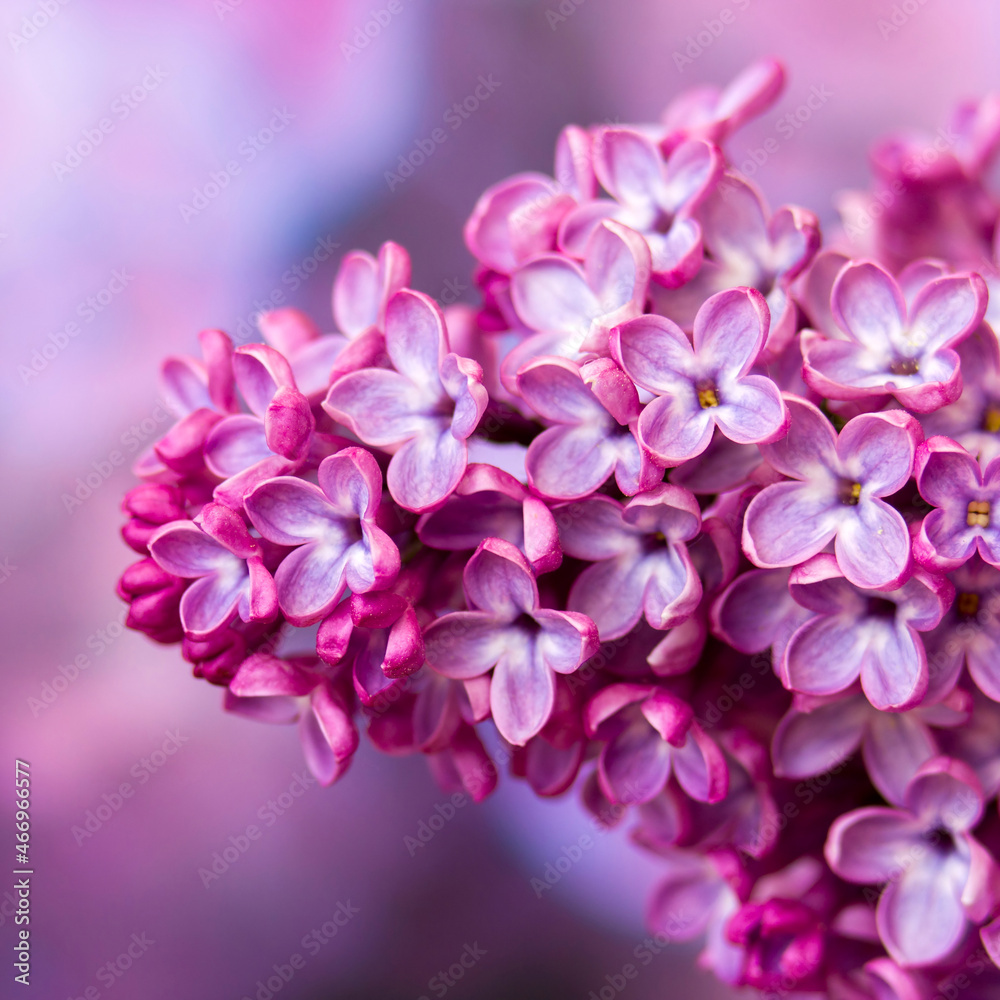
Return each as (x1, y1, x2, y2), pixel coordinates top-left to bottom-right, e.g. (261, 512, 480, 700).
(612, 287, 787, 465)
(772, 688, 971, 806)
(323, 289, 488, 512)
(204, 343, 315, 508)
(914, 435, 1000, 570)
(584, 683, 728, 805)
(423, 538, 598, 746)
(244, 447, 399, 626)
(148, 502, 278, 639)
(826, 757, 999, 967)
(780, 554, 953, 712)
(227, 654, 359, 786)
(558, 129, 721, 285)
(802, 260, 987, 413)
(516, 356, 660, 499)
(743, 395, 922, 590)
(555, 487, 703, 640)
(506, 218, 651, 375)
(654, 172, 820, 356)
(464, 126, 595, 274)
(659, 57, 786, 151)
(416, 463, 561, 575)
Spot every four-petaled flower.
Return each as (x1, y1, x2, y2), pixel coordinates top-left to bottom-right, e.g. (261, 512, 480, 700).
(743, 395, 922, 590)
(780, 554, 953, 712)
(423, 538, 598, 746)
(914, 435, 1000, 570)
(826, 757, 998, 968)
(244, 447, 399, 626)
(612, 287, 788, 465)
(802, 260, 987, 413)
(324, 289, 488, 512)
(148, 502, 278, 638)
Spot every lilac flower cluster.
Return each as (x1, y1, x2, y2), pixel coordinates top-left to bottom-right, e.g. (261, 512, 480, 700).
(118, 59, 1000, 997)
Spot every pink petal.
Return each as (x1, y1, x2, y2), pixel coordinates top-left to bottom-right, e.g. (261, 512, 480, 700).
(273, 543, 351, 626)
(387, 424, 467, 512)
(758, 394, 838, 480)
(233, 343, 296, 417)
(832, 261, 906, 352)
(784, 615, 864, 696)
(490, 646, 555, 745)
(324, 368, 425, 446)
(692, 287, 769, 376)
(907, 272, 988, 354)
(742, 481, 842, 568)
(772, 696, 867, 779)
(825, 807, 925, 884)
(317, 446, 383, 520)
(834, 500, 912, 591)
(672, 725, 729, 803)
(637, 393, 714, 465)
(245, 477, 342, 545)
(712, 374, 787, 445)
(463, 538, 538, 620)
(859, 624, 927, 712)
(424, 611, 508, 680)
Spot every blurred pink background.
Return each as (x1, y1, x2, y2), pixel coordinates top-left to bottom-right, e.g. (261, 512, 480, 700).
(3, 1, 1000, 996)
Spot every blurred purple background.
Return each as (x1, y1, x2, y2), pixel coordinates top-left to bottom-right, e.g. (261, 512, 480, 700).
(3, 1, 1000, 997)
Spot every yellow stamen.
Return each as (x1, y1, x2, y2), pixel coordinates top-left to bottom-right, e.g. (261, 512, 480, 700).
(967, 500, 991, 528)
(698, 387, 719, 409)
(958, 592, 980, 617)
(985, 409, 1000, 434)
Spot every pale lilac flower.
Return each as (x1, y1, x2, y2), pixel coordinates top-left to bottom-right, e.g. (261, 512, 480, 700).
(711, 566, 812, 671)
(659, 57, 786, 151)
(257, 243, 410, 400)
(742, 395, 922, 590)
(227, 654, 359, 786)
(555, 487, 703, 640)
(613, 287, 786, 465)
(423, 538, 598, 746)
(148, 502, 278, 638)
(135, 327, 236, 479)
(921, 330, 1000, 465)
(780, 554, 953, 712)
(244, 447, 399, 626)
(924, 556, 1000, 702)
(465, 126, 595, 274)
(506, 219, 651, 376)
(914, 435, 1000, 570)
(416, 463, 561, 575)
(802, 260, 987, 413)
(516, 356, 660, 499)
(584, 683, 728, 804)
(646, 848, 745, 986)
(323, 289, 488, 512)
(204, 343, 315, 507)
(559, 130, 721, 285)
(772, 688, 971, 806)
(826, 757, 998, 968)
(654, 173, 820, 356)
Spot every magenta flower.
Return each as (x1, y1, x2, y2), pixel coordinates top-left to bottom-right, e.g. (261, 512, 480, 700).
(227, 654, 359, 786)
(655, 172, 820, 355)
(204, 343, 315, 508)
(584, 683, 728, 805)
(559, 130, 720, 285)
(743, 396, 922, 590)
(802, 260, 987, 413)
(116, 557, 185, 644)
(120, 484, 187, 553)
(826, 757, 998, 968)
(772, 688, 970, 806)
(136, 327, 236, 479)
(148, 502, 278, 638)
(244, 447, 399, 626)
(416, 463, 561, 575)
(780, 554, 953, 712)
(317, 589, 424, 711)
(507, 219, 651, 369)
(914, 435, 1000, 570)
(726, 898, 825, 993)
(464, 125, 595, 274)
(516, 356, 660, 499)
(925, 556, 1000, 702)
(423, 538, 598, 746)
(323, 289, 488, 512)
(612, 287, 787, 465)
(659, 57, 785, 150)
(555, 487, 703, 640)
(711, 566, 812, 670)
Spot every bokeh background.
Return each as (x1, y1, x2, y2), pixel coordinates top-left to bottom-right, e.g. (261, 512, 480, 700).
(3, 1, 1000, 997)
